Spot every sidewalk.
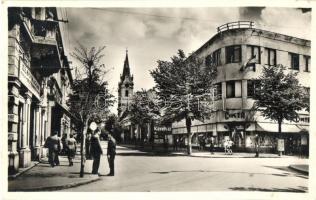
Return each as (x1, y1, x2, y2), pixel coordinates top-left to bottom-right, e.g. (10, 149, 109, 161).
(121, 144, 294, 158)
(8, 155, 100, 191)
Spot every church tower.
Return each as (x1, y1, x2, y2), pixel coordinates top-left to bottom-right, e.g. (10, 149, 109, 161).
(118, 50, 134, 117)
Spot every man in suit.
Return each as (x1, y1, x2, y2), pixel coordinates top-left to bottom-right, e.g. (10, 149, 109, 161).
(66, 134, 77, 166)
(107, 134, 116, 176)
(90, 129, 103, 175)
(44, 131, 61, 167)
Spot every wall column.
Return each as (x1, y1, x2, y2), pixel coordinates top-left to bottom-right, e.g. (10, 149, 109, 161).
(8, 79, 21, 174)
(19, 91, 32, 168)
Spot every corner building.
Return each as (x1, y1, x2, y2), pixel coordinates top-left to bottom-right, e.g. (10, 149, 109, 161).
(172, 22, 310, 155)
(8, 7, 76, 174)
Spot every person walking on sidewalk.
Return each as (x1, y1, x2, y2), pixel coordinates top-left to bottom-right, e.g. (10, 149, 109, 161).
(107, 134, 116, 176)
(90, 129, 103, 175)
(66, 134, 77, 166)
(44, 131, 62, 167)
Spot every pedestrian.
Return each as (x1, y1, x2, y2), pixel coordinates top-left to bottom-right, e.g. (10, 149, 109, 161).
(209, 139, 214, 154)
(85, 132, 92, 159)
(227, 139, 234, 155)
(107, 134, 116, 176)
(67, 134, 77, 166)
(90, 129, 103, 175)
(44, 131, 62, 167)
(61, 134, 67, 155)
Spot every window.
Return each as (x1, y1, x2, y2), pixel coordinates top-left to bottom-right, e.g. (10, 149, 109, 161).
(213, 49, 221, 66)
(205, 49, 221, 67)
(35, 8, 42, 20)
(226, 81, 235, 98)
(247, 80, 260, 98)
(214, 83, 222, 100)
(304, 56, 310, 72)
(290, 53, 300, 70)
(226, 45, 241, 63)
(125, 90, 129, 97)
(249, 45, 261, 64)
(235, 81, 242, 97)
(266, 48, 276, 66)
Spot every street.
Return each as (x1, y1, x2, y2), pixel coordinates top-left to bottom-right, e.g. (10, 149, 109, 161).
(61, 141, 308, 192)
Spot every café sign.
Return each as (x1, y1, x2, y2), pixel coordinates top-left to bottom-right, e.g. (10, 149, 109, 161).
(19, 58, 41, 99)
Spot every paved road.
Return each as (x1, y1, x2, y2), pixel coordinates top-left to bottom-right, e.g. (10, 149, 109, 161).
(61, 141, 308, 192)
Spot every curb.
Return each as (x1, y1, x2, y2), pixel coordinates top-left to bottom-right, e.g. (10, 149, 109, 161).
(289, 165, 309, 175)
(9, 176, 100, 192)
(8, 161, 40, 180)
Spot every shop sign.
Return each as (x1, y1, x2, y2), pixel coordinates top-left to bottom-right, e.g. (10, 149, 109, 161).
(19, 58, 41, 99)
(224, 111, 245, 120)
(154, 126, 171, 132)
(277, 139, 285, 152)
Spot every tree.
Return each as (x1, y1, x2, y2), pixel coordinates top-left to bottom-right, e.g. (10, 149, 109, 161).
(67, 44, 114, 177)
(150, 50, 217, 155)
(129, 89, 161, 146)
(103, 114, 123, 142)
(253, 64, 308, 155)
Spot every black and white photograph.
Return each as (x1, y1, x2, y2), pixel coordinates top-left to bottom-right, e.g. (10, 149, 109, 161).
(1, 0, 315, 199)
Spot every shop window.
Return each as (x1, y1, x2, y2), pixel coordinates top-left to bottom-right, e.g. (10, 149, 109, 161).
(226, 81, 235, 98)
(226, 45, 241, 63)
(290, 53, 300, 70)
(266, 48, 276, 66)
(304, 55, 310, 72)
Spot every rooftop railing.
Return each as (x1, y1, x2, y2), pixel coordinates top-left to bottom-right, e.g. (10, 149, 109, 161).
(217, 21, 254, 33)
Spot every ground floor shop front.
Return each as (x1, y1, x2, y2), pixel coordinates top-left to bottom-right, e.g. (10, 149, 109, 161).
(172, 121, 309, 156)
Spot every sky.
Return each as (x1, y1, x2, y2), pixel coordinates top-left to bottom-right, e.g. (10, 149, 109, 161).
(63, 7, 311, 114)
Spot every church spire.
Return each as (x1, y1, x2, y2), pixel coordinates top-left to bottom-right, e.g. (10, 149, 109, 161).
(122, 48, 131, 79)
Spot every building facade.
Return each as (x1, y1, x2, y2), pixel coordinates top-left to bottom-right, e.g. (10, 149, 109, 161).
(8, 7, 75, 174)
(172, 21, 310, 155)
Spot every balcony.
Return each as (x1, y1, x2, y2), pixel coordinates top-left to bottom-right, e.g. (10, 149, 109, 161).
(217, 21, 254, 33)
(30, 19, 62, 76)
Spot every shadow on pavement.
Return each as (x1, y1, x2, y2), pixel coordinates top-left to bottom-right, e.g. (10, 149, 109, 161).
(264, 165, 308, 179)
(117, 152, 187, 157)
(151, 169, 291, 177)
(229, 186, 306, 193)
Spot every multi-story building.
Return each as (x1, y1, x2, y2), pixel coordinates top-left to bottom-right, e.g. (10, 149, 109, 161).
(172, 21, 310, 155)
(8, 7, 76, 174)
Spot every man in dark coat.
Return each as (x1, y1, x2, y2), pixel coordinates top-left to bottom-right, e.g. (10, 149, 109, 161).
(90, 129, 103, 174)
(107, 134, 116, 176)
(44, 131, 61, 167)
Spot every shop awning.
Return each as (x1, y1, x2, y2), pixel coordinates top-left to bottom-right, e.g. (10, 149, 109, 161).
(55, 102, 80, 123)
(256, 123, 303, 133)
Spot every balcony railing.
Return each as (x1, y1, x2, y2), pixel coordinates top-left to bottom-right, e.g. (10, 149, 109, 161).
(217, 21, 255, 33)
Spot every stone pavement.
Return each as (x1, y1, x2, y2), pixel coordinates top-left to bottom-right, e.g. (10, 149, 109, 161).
(8, 155, 100, 191)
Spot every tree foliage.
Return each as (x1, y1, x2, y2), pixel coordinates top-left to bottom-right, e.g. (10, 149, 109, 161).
(150, 49, 217, 122)
(150, 49, 217, 154)
(129, 88, 160, 125)
(253, 64, 309, 130)
(68, 44, 114, 125)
